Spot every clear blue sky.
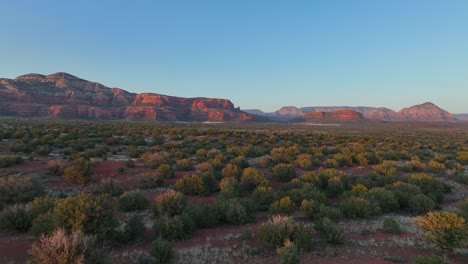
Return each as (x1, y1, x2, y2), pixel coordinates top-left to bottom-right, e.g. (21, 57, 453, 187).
(2, 0, 468, 113)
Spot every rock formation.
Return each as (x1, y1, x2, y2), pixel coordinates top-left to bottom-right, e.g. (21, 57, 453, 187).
(0, 72, 263, 122)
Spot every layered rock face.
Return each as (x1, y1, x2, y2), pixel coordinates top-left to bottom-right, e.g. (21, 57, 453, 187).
(0, 72, 261, 121)
(300, 110, 365, 122)
(398, 102, 455, 121)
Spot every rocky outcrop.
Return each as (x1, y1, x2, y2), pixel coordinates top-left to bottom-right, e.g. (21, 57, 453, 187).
(296, 110, 365, 122)
(250, 103, 456, 122)
(397, 102, 455, 121)
(0, 72, 263, 122)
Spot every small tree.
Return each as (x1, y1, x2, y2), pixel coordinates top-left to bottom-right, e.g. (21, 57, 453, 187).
(415, 211, 467, 250)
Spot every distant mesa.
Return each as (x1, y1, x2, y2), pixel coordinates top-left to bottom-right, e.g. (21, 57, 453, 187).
(0, 72, 265, 122)
(245, 102, 458, 122)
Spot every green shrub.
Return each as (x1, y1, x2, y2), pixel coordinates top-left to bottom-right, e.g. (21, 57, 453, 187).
(113, 215, 146, 243)
(53, 194, 116, 236)
(382, 218, 401, 234)
(373, 160, 397, 176)
(240, 167, 265, 191)
(257, 215, 311, 250)
(277, 239, 302, 264)
(95, 178, 123, 196)
(155, 189, 187, 217)
(327, 177, 344, 197)
(364, 187, 399, 213)
(407, 173, 448, 200)
(428, 160, 446, 173)
(385, 181, 422, 209)
(175, 173, 207, 195)
(455, 197, 468, 220)
(150, 238, 175, 264)
(341, 196, 380, 218)
(272, 164, 296, 182)
(351, 184, 368, 196)
(185, 203, 220, 228)
(415, 211, 467, 250)
(28, 196, 56, 219)
(139, 172, 164, 189)
(314, 217, 345, 245)
(270, 196, 297, 215)
(0, 155, 23, 168)
(408, 194, 436, 215)
(141, 151, 171, 169)
(118, 191, 149, 211)
(296, 154, 313, 170)
(156, 164, 174, 178)
(0, 174, 43, 205)
(0, 204, 32, 232)
(252, 186, 277, 211)
(196, 162, 214, 174)
(153, 214, 193, 240)
(214, 198, 252, 225)
(30, 212, 59, 237)
(29, 229, 104, 264)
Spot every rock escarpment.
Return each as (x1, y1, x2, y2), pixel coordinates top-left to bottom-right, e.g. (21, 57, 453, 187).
(0, 72, 262, 121)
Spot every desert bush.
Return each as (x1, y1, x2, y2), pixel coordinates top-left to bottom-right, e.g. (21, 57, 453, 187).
(0, 174, 43, 205)
(402, 159, 426, 172)
(314, 217, 345, 245)
(0, 204, 32, 232)
(220, 176, 240, 198)
(257, 215, 311, 250)
(214, 198, 253, 225)
(455, 197, 468, 220)
(341, 196, 380, 218)
(259, 156, 271, 168)
(153, 214, 194, 240)
(408, 194, 436, 215)
(118, 191, 149, 211)
(221, 163, 241, 179)
(415, 211, 467, 250)
(53, 194, 116, 236)
(252, 186, 277, 211)
(113, 215, 146, 243)
(156, 164, 174, 178)
(240, 167, 265, 191)
(428, 160, 446, 173)
(185, 203, 220, 228)
(0, 155, 23, 168)
(176, 158, 192, 171)
(322, 158, 339, 168)
(29, 229, 104, 264)
(150, 237, 175, 264)
(141, 151, 171, 169)
(155, 189, 187, 217)
(327, 177, 345, 197)
(364, 187, 399, 213)
(64, 157, 92, 185)
(28, 196, 56, 219)
(333, 153, 353, 167)
(296, 154, 313, 170)
(230, 156, 250, 169)
(270, 196, 297, 215)
(175, 173, 207, 195)
(30, 212, 59, 237)
(277, 239, 302, 264)
(407, 173, 448, 196)
(139, 172, 164, 189)
(373, 160, 397, 176)
(299, 172, 321, 186)
(351, 184, 368, 196)
(299, 199, 320, 221)
(381, 217, 401, 234)
(47, 160, 65, 176)
(272, 164, 297, 182)
(196, 162, 214, 174)
(354, 153, 368, 166)
(385, 181, 422, 209)
(95, 178, 123, 196)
